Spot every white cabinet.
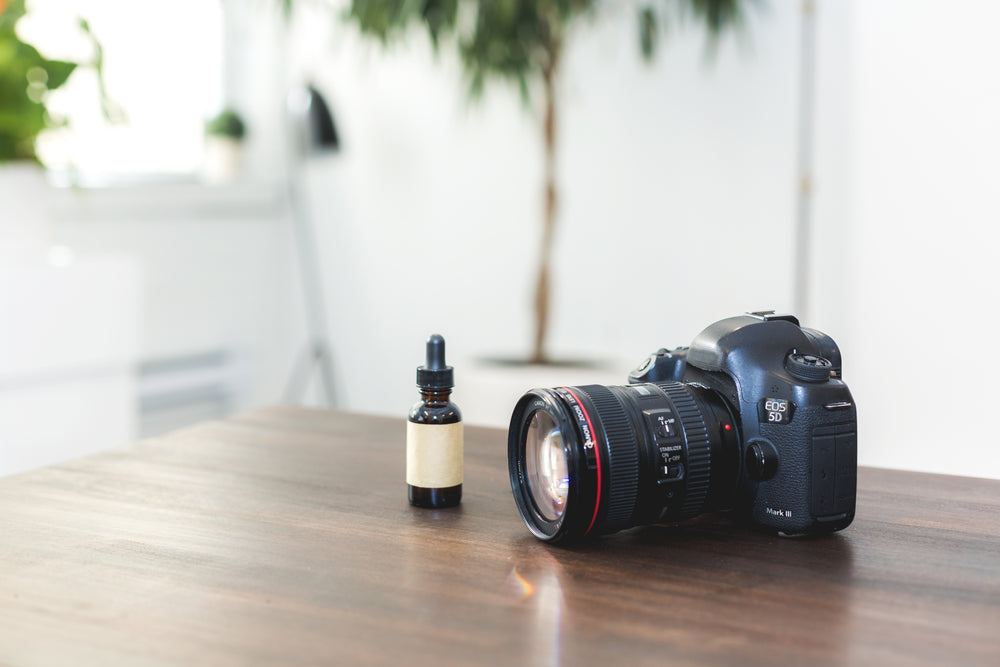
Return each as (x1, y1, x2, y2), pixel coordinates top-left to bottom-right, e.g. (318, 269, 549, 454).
(0, 255, 141, 476)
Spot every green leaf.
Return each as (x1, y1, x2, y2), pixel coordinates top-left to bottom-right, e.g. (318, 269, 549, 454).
(42, 60, 76, 91)
(639, 6, 657, 60)
(338, 0, 748, 107)
(687, 0, 746, 35)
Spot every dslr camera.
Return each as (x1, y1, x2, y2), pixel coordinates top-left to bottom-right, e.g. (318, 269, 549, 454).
(508, 312, 857, 542)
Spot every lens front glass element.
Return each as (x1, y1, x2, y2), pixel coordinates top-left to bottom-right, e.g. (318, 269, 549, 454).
(524, 410, 570, 521)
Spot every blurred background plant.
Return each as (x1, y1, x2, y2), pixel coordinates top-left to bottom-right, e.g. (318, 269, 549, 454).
(340, 0, 749, 364)
(0, 0, 120, 163)
(202, 108, 247, 183)
(205, 108, 247, 141)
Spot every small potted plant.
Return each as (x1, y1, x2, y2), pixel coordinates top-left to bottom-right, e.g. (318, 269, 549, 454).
(203, 108, 247, 183)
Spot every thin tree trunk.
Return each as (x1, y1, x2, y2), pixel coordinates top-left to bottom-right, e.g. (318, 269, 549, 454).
(531, 61, 558, 365)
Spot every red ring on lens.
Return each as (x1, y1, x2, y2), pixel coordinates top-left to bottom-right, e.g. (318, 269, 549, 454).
(562, 387, 602, 536)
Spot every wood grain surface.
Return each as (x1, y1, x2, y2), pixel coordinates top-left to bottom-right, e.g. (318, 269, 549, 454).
(0, 407, 997, 665)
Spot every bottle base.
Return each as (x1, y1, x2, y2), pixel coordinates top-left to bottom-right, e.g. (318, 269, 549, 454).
(408, 483, 462, 508)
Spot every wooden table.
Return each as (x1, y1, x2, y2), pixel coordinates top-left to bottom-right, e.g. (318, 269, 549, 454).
(1, 407, 997, 665)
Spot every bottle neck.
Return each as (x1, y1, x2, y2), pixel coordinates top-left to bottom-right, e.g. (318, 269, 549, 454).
(419, 388, 453, 406)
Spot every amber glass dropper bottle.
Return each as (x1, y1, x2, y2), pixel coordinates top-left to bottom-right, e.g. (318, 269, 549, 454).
(407, 334, 463, 508)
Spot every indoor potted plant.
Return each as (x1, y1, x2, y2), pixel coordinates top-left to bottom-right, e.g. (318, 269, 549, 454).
(337, 1, 749, 425)
(203, 108, 248, 183)
(343, 0, 748, 365)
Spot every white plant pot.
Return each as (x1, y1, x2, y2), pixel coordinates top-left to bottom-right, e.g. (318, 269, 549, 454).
(202, 137, 244, 184)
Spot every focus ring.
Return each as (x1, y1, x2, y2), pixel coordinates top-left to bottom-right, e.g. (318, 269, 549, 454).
(658, 382, 712, 519)
(579, 385, 639, 530)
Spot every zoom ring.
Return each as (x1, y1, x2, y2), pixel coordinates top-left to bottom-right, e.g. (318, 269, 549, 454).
(658, 382, 712, 519)
(579, 385, 639, 529)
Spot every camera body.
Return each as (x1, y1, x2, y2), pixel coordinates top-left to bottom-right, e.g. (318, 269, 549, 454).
(628, 311, 857, 534)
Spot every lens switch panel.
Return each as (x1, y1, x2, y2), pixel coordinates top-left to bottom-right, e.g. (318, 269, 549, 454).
(643, 409, 676, 440)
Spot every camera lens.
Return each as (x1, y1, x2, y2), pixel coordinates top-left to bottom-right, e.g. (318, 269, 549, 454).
(508, 382, 740, 542)
(524, 411, 569, 521)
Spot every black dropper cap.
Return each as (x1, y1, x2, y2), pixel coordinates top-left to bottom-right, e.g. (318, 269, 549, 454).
(416, 334, 454, 390)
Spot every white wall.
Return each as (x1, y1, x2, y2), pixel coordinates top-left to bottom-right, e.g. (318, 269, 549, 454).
(813, 0, 1000, 477)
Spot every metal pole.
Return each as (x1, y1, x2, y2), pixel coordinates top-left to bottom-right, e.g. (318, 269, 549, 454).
(284, 88, 337, 407)
(793, 0, 817, 320)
